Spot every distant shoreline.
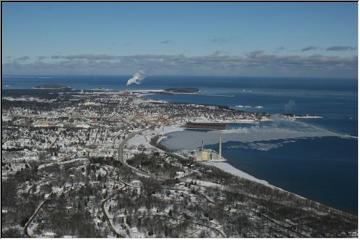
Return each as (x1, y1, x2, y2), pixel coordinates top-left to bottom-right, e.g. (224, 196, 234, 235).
(32, 84, 72, 90)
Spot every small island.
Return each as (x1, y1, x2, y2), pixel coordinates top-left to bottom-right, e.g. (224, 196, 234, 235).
(32, 84, 72, 90)
(164, 87, 199, 93)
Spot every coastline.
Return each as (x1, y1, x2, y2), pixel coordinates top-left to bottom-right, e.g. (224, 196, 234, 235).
(122, 90, 356, 215)
(151, 125, 358, 215)
(203, 159, 273, 187)
(202, 158, 312, 202)
(145, 125, 342, 204)
(122, 124, 357, 236)
(136, 124, 284, 190)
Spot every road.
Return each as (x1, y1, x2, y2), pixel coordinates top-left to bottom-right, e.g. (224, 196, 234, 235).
(117, 130, 157, 179)
(115, 130, 229, 237)
(101, 186, 127, 238)
(24, 193, 53, 237)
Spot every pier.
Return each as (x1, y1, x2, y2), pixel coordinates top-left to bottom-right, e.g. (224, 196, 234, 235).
(184, 122, 226, 130)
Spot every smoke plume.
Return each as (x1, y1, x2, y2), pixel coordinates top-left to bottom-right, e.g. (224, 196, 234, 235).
(284, 100, 295, 113)
(126, 71, 145, 86)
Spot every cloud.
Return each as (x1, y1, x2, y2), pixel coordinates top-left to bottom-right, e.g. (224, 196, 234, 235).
(2, 52, 357, 78)
(302, 46, 317, 52)
(211, 37, 228, 44)
(247, 50, 264, 57)
(160, 40, 171, 44)
(16, 56, 30, 62)
(37, 56, 47, 61)
(326, 46, 356, 51)
(123, 42, 132, 46)
(51, 54, 118, 60)
(211, 50, 227, 56)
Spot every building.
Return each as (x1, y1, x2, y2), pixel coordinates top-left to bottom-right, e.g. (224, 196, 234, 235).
(196, 149, 212, 161)
(195, 135, 223, 161)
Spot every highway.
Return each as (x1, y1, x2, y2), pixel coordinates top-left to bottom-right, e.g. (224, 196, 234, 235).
(101, 186, 127, 238)
(117, 130, 157, 179)
(114, 129, 228, 237)
(24, 193, 53, 237)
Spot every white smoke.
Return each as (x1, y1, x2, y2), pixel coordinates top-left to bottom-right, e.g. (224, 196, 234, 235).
(284, 100, 295, 113)
(126, 71, 145, 86)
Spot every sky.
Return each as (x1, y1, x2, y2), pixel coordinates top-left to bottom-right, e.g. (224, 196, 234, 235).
(2, 2, 358, 78)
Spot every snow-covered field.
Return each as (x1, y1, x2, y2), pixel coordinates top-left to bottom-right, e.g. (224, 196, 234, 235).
(204, 160, 271, 187)
(127, 125, 185, 149)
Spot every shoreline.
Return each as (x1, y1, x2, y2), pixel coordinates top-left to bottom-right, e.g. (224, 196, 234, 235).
(202, 158, 311, 202)
(145, 124, 359, 213)
(139, 124, 286, 190)
(152, 125, 357, 216)
(57, 125, 360, 235)
(203, 159, 274, 187)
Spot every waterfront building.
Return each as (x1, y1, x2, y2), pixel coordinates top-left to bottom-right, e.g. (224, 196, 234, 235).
(195, 135, 223, 161)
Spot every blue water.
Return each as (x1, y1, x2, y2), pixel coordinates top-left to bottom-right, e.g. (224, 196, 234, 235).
(206, 137, 357, 214)
(3, 75, 358, 213)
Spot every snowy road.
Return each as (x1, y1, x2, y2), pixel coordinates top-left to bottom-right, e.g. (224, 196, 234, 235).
(117, 129, 161, 179)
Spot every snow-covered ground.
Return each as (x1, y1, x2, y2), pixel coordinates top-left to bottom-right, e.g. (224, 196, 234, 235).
(125, 120, 341, 195)
(286, 115, 323, 120)
(186, 116, 271, 124)
(3, 96, 56, 103)
(38, 158, 89, 170)
(204, 160, 271, 187)
(126, 124, 276, 188)
(127, 125, 184, 149)
(127, 134, 151, 148)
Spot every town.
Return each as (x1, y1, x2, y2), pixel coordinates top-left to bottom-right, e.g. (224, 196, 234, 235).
(2, 88, 357, 237)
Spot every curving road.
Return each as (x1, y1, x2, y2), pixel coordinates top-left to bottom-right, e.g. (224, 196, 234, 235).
(115, 129, 228, 237)
(101, 186, 127, 238)
(117, 130, 157, 179)
(24, 193, 53, 237)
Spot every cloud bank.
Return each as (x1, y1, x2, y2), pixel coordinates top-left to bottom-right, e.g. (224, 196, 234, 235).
(160, 40, 171, 44)
(3, 52, 357, 78)
(302, 46, 318, 52)
(326, 46, 356, 51)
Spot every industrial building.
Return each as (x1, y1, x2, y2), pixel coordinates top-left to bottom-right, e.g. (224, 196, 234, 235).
(195, 135, 223, 161)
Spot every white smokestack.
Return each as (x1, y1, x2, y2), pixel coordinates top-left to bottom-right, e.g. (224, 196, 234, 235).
(219, 135, 222, 159)
(126, 71, 145, 86)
